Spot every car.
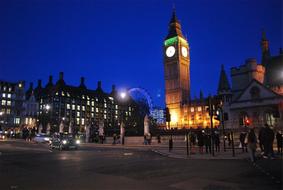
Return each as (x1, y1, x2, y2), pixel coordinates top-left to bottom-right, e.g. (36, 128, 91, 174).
(49, 134, 80, 150)
(33, 134, 51, 143)
(0, 131, 7, 140)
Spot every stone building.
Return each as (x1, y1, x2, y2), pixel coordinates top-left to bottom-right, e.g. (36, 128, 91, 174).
(0, 80, 25, 128)
(32, 72, 139, 134)
(163, 10, 218, 129)
(218, 32, 283, 129)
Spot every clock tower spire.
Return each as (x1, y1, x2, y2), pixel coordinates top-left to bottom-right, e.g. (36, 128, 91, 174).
(164, 9, 190, 128)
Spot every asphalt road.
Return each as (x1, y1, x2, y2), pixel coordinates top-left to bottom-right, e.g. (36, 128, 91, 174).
(0, 140, 281, 190)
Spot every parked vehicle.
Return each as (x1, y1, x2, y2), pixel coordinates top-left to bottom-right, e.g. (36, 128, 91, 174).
(0, 131, 7, 140)
(49, 133, 80, 150)
(33, 134, 51, 143)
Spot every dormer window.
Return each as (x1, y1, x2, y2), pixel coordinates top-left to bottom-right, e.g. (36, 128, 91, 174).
(250, 86, 260, 99)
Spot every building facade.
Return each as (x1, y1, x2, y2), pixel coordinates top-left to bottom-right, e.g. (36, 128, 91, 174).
(30, 72, 139, 134)
(0, 80, 25, 128)
(218, 32, 283, 129)
(163, 10, 217, 129)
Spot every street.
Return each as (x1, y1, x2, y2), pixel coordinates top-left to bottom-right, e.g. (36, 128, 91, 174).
(0, 140, 281, 190)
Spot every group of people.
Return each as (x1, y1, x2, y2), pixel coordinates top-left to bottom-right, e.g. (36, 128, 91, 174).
(189, 128, 221, 154)
(241, 124, 282, 162)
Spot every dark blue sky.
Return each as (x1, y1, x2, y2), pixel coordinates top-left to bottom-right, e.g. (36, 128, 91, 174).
(0, 0, 281, 107)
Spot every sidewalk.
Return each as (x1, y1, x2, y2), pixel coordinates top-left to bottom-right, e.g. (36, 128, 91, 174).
(81, 142, 253, 160)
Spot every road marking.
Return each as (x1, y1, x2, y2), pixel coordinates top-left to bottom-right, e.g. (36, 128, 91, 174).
(123, 152, 133, 156)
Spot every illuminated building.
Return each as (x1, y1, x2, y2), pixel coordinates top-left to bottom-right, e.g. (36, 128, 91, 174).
(163, 10, 217, 129)
(33, 72, 138, 133)
(218, 32, 283, 129)
(0, 80, 25, 128)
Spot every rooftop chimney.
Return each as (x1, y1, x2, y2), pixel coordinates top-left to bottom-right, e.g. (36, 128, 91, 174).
(59, 72, 64, 80)
(97, 81, 102, 89)
(48, 75, 53, 83)
(37, 80, 42, 88)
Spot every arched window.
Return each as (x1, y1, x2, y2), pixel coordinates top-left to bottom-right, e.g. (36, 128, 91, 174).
(250, 86, 260, 99)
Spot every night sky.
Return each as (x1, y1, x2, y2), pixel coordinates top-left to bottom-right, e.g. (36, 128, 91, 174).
(0, 0, 281, 107)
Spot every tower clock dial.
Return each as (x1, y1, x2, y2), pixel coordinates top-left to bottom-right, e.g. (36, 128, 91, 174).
(166, 46, 176, 57)
(181, 46, 188, 57)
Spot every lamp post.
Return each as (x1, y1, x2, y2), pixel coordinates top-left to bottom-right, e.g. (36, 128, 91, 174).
(119, 91, 128, 145)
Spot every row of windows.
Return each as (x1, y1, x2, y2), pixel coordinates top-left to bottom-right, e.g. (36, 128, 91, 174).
(1, 93, 12, 98)
(1, 100, 12, 106)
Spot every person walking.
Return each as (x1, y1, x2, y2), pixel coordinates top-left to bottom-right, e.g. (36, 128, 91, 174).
(197, 129, 204, 154)
(276, 131, 282, 155)
(204, 132, 211, 154)
(258, 126, 265, 153)
(263, 124, 275, 159)
(240, 131, 247, 152)
(247, 128, 257, 162)
(214, 131, 220, 152)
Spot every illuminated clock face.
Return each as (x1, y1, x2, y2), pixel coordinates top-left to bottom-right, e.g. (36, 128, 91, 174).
(166, 46, 175, 57)
(181, 46, 188, 57)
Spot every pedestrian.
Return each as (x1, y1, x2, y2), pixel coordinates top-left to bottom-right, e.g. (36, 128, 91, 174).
(157, 134, 161, 144)
(204, 132, 211, 154)
(258, 126, 265, 153)
(112, 133, 117, 145)
(227, 132, 231, 147)
(263, 124, 275, 159)
(197, 129, 204, 154)
(247, 128, 257, 162)
(169, 135, 173, 152)
(239, 131, 247, 152)
(275, 131, 282, 155)
(214, 131, 220, 152)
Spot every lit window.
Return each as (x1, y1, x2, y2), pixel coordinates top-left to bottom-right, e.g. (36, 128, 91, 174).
(104, 103, 107, 108)
(197, 107, 202, 112)
(82, 106, 85, 111)
(190, 107, 194, 112)
(67, 104, 70, 109)
(6, 109, 11, 114)
(104, 114, 107, 119)
(1, 100, 6, 105)
(7, 94, 11, 98)
(77, 105, 80, 110)
(77, 112, 80, 117)
(8, 87, 11, 91)
(91, 107, 94, 112)
(95, 98, 98, 102)
(104, 110, 107, 113)
(2, 93, 6, 98)
(76, 118, 80, 125)
(129, 107, 131, 111)
(115, 115, 118, 119)
(87, 101, 90, 106)
(91, 101, 94, 106)
(72, 105, 75, 110)
(14, 118, 20, 124)
(115, 110, 118, 115)
(91, 113, 94, 117)
(109, 97, 114, 100)
(115, 105, 118, 109)
(6, 101, 11, 106)
(96, 108, 99, 113)
(82, 95, 85, 99)
(81, 118, 85, 125)
(55, 92, 59, 95)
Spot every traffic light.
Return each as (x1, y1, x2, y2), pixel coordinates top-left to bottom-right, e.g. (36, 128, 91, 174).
(214, 109, 221, 121)
(244, 118, 251, 126)
(165, 107, 171, 122)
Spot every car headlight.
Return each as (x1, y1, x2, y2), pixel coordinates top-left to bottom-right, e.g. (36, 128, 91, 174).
(76, 140, 80, 144)
(44, 137, 50, 141)
(62, 140, 67, 144)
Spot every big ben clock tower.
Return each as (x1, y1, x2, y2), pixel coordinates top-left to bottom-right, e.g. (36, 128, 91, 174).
(164, 9, 190, 127)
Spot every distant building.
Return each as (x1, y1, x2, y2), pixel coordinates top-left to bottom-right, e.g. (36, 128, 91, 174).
(0, 80, 25, 128)
(31, 72, 139, 133)
(23, 82, 38, 128)
(218, 32, 283, 129)
(151, 107, 165, 124)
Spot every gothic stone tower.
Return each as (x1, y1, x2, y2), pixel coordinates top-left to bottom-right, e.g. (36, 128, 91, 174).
(164, 10, 190, 127)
